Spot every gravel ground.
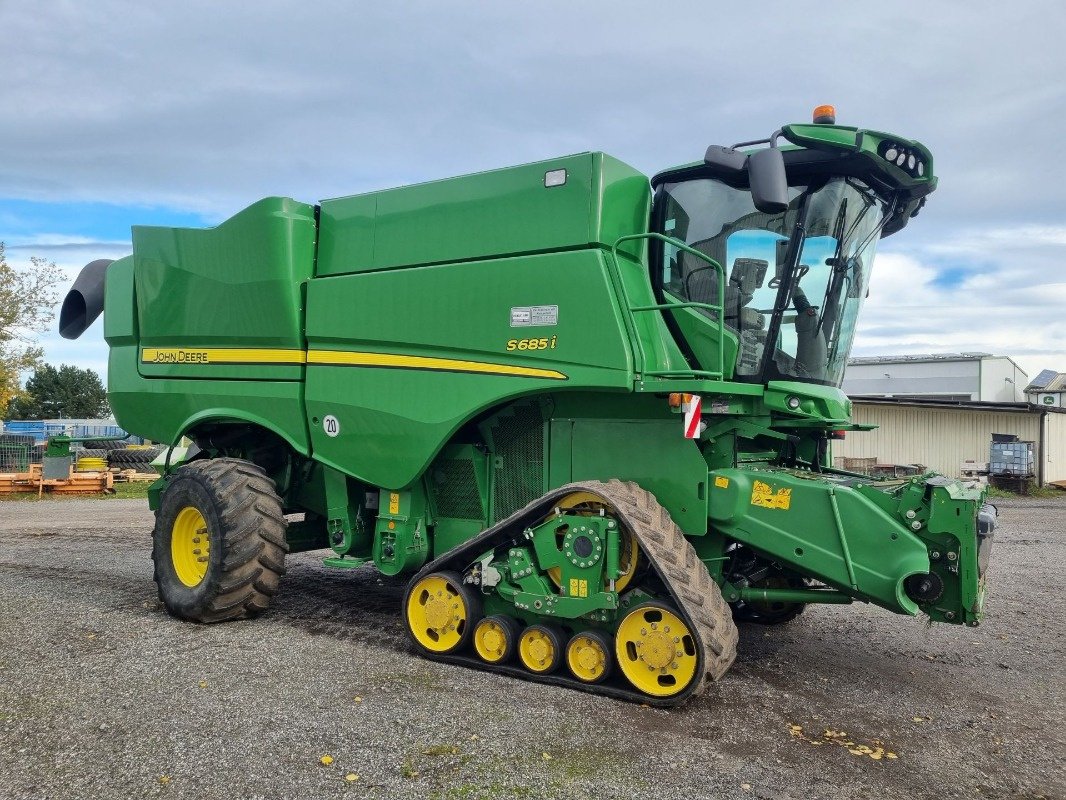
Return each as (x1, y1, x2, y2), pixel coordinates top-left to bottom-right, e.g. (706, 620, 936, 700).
(0, 495, 1062, 800)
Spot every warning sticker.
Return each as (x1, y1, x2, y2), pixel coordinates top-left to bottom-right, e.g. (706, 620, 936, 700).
(510, 305, 558, 327)
(751, 480, 792, 510)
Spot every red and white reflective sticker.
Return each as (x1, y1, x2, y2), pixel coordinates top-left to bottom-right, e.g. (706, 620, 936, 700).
(684, 395, 702, 439)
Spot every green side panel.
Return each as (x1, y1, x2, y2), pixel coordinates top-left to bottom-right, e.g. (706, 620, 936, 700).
(546, 392, 709, 534)
(593, 153, 656, 255)
(708, 468, 929, 614)
(304, 249, 634, 489)
(132, 197, 315, 380)
(107, 344, 310, 455)
(102, 255, 137, 346)
(566, 419, 709, 535)
(316, 153, 651, 276)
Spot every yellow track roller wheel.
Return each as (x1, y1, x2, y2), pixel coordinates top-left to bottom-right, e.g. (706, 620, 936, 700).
(518, 624, 565, 675)
(473, 614, 521, 664)
(170, 506, 211, 588)
(546, 491, 640, 592)
(566, 630, 613, 684)
(405, 571, 481, 655)
(615, 602, 699, 698)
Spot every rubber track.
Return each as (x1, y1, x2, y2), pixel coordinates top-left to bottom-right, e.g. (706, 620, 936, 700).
(404, 479, 738, 707)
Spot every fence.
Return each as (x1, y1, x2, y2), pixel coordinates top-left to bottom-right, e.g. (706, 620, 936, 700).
(0, 435, 44, 472)
(1, 419, 138, 445)
(0, 418, 143, 473)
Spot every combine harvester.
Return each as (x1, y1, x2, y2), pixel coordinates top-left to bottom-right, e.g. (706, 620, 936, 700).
(61, 107, 994, 705)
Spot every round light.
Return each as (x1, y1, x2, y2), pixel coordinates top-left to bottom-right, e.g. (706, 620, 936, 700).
(917, 161, 925, 177)
(812, 104, 837, 124)
(786, 396, 801, 410)
(908, 154, 916, 170)
(896, 152, 906, 166)
(884, 147, 898, 162)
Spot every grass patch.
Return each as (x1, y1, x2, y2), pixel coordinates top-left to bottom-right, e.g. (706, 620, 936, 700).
(110, 481, 153, 499)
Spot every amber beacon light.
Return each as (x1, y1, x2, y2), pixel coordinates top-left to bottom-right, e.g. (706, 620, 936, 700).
(813, 104, 836, 124)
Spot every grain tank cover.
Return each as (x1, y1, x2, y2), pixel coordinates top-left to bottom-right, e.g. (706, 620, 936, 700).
(315, 152, 650, 277)
(132, 197, 316, 377)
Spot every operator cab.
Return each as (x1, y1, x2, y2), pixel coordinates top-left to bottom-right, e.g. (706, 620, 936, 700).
(650, 107, 936, 388)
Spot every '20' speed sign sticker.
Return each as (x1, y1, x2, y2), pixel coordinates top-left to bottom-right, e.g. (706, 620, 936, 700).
(322, 415, 340, 438)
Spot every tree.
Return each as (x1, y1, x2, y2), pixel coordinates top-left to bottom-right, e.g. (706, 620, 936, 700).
(0, 242, 63, 411)
(4, 363, 109, 420)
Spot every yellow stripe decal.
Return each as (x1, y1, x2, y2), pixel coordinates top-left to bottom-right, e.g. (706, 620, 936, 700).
(141, 348, 306, 365)
(140, 347, 566, 380)
(306, 349, 567, 381)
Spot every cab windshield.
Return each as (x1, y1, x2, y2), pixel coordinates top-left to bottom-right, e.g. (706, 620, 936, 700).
(658, 175, 889, 386)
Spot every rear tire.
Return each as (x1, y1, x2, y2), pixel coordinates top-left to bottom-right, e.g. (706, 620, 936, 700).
(152, 458, 288, 623)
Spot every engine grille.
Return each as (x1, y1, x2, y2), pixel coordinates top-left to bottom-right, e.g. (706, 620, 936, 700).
(490, 403, 545, 523)
(430, 458, 484, 520)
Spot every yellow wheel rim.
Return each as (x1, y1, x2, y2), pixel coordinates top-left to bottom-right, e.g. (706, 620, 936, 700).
(171, 506, 210, 588)
(615, 604, 698, 697)
(473, 618, 510, 663)
(546, 492, 639, 592)
(406, 574, 470, 653)
(566, 633, 609, 683)
(518, 628, 558, 673)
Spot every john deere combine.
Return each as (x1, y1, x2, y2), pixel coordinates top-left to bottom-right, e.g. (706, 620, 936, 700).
(61, 108, 994, 705)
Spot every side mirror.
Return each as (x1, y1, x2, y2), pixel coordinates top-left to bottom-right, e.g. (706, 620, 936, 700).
(747, 147, 789, 214)
(704, 145, 748, 173)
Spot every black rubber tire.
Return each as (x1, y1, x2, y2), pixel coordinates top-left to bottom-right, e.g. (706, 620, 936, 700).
(152, 458, 288, 623)
(97, 439, 133, 451)
(80, 448, 108, 459)
(109, 447, 163, 465)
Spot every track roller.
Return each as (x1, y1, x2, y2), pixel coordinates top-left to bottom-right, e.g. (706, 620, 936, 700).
(473, 614, 522, 664)
(566, 630, 612, 684)
(518, 624, 565, 674)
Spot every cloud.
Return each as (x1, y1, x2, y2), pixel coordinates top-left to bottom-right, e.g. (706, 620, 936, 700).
(857, 228, 1066, 379)
(1, 2, 1062, 219)
(2, 1, 1065, 392)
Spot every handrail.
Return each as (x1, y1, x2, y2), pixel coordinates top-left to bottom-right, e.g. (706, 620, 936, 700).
(609, 232, 727, 381)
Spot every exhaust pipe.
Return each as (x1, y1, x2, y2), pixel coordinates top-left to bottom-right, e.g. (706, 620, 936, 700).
(59, 259, 114, 339)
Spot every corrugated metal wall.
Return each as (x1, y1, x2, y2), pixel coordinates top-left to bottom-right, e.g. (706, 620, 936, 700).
(1044, 411, 1066, 483)
(834, 403, 1041, 478)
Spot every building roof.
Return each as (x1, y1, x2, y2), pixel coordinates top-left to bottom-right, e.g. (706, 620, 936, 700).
(849, 396, 1066, 414)
(1024, 369, 1066, 393)
(848, 352, 992, 365)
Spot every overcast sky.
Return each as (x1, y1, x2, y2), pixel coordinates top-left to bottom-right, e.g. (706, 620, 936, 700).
(2, 1, 1064, 386)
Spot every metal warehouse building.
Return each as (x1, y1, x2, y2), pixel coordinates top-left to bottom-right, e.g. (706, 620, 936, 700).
(833, 398, 1066, 485)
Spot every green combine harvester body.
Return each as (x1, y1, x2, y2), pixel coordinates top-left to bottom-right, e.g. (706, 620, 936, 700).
(62, 112, 994, 704)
